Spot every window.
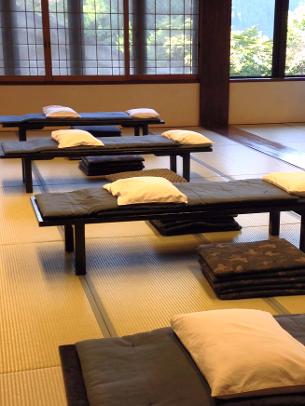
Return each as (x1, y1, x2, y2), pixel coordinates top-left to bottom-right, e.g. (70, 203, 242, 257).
(0, 0, 44, 76)
(49, 0, 125, 76)
(230, 0, 275, 77)
(285, 0, 305, 76)
(129, 0, 199, 75)
(0, 0, 199, 81)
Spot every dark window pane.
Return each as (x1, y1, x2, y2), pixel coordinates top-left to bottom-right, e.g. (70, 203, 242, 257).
(230, 0, 274, 77)
(129, 0, 199, 75)
(49, 0, 125, 76)
(285, 1, 305, 76)
(0, 0, 44, 76)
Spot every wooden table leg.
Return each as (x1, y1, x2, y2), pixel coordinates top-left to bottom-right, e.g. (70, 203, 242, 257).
(74, 223, 86, 275)
(64, 225, 74, 252)
(269, 211, 280, 236)
(142, 124, 149, 135)
(21, 159, 25, 183)
(182, 153, 190, 181)
(19, 127, 27, 141)
(22, 158, 33, 193)
(134, 127, 140, 136)
(170, 155, 177, 173)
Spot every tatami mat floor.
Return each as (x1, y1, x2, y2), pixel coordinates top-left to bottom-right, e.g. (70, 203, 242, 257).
(1, 125, 305, 405)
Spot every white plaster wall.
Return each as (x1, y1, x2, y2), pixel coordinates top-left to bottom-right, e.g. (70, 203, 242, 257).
(0, 83, 200, 129)
(1, 81, 305, 129)
(229, 81, 305, 124)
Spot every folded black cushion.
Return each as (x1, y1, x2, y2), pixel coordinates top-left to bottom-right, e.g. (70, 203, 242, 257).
(150, 216, 241, 236)
(79, 161, 144, 176)
(72, 125, 121, 137)
(198, 239, 305, 280)
(198, 239, 305, 299)
(81, 155, 144, 165)
(217, 288, 305, 300)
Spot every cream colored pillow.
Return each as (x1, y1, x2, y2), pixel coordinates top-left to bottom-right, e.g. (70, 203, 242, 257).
(43, 105, 80, 118)
(263, 171, 305, 196)
(51, 129, 104, 149)
(171, 309, 305, 398)
(103, 176, 188, 206)
(161, 129, 213, 145)
(126, 108, 160, 119)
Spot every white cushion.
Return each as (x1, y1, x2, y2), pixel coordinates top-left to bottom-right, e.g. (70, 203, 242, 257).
(263, 171, 305, 196)
(51, 129, 104, 149)
(43, 105, 80, 118)
(161, 129, 213, 145)
(171, 309, 305, 398)
(126, 108, 160, 119)
(103, 176, 188, 206)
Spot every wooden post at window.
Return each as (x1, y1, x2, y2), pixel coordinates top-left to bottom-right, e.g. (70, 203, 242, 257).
(272, 0, 289, 78)
(191, 0, 200, 74)
(1, 0, 19, 75)
(131, 0, 146, 75)
(123, 0, 130, 76)
(67, 0, 83, 75)
(41, 0, 52, 79)
(199, 0, 231, 129)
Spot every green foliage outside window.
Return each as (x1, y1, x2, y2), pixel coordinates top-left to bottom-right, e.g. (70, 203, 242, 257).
(230, 27, 272, 76)
(286, 4, 305, 75)
(230, 3, 305, 77)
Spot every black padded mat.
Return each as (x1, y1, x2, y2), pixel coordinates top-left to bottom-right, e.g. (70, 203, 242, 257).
(59, 314, 305, 406)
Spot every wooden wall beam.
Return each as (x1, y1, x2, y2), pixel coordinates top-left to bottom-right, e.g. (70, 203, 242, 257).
(199, 0, 232, 129)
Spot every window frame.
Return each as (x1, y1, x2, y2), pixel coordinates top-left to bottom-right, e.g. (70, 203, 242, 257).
(230, 0, 305, 82)
(2, 0, 305, 84)
(0, 0, 199, 84)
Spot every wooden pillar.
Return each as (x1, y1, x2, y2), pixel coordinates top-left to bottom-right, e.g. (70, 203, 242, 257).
(131, 0, 146, 74)
(67, 0, 83, 75)
(199, 0, 232, 129)
(272, 0, 289, 78)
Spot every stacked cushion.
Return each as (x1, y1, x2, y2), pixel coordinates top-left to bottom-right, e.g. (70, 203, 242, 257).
(198, 239, 305, 299)
(151, 215, 241, 236)
(79, 155, 145, 176)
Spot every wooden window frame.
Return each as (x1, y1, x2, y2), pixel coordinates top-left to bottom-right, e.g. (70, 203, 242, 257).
(0, 0, 199, 84)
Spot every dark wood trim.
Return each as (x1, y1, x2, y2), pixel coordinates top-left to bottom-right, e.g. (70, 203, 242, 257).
(272, 0, 289, 77)
(192, 0, 200, 73)
(41, 0, 52, 80)
(1, 0, 19, 75)
(67, 0, 83, 75)
(199, 0, 232, 129)
(0, 74, 199, 85)
(230, 76, 305, 82)
(131, 0, 146, 74)
(3, 74, 305, 85)
(123, 0, 130, 76)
